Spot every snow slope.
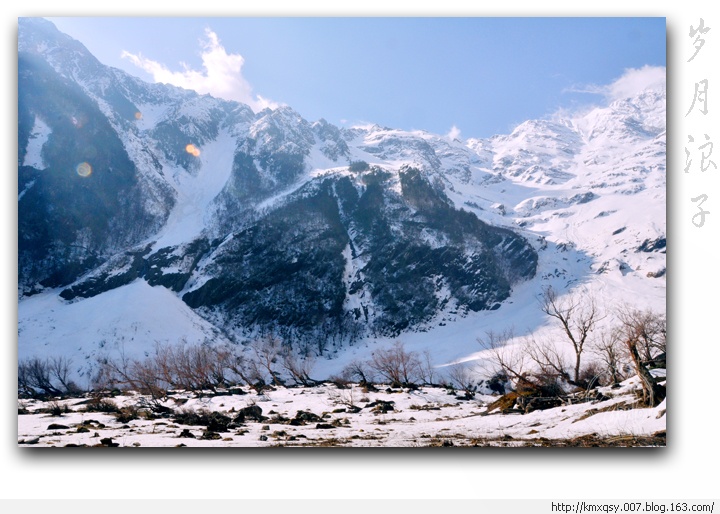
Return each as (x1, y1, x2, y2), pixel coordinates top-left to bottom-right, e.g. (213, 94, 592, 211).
(152, 129, 237, 249)
(18, 280, 232, 386)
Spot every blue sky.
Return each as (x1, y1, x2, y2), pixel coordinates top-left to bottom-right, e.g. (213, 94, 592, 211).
(48, 17, 666, 139)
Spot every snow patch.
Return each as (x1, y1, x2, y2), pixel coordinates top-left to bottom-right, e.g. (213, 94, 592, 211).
(18, 180, 36, 201)
(133, 102, 171, 131)
(22, 116, 51, 169)
(152, 130, 237, 249)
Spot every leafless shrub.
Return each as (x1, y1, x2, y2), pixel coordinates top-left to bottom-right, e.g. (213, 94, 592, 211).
(526, 335, 571, 385)
(330, 384, 360, 410)
(95, 347, 169, 410)
(477, 328, 531, 387)
(417, 350, 438, 386)
(617, 307, 666, 407)
(48, 356, 82, 395)
(617, 307, 666, 362)
(84, 397, 120, 413)
(156, 342, 234, 395)
(591, 326, 629, 385)
(478, 330, 567, 397)
(224, 348, 257, 385)
(19, 358, 55, 398)
(45, 399, 69, 416)
(115, 405, 140, 423)
(18, 355, 84, 399)
(251, 335, 284, 386)
(96, 340, 257, 404)
(368, 341, 422, 388)
(444, 362, 477, 398)
(280, 350, 317, 387)
(341, 359, 374, 386)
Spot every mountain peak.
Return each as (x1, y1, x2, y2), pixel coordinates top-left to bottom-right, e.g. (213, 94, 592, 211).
(18, 20, 664, 379)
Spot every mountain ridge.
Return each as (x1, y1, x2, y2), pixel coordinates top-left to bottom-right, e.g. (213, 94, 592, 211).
(18, 19, 665, 377)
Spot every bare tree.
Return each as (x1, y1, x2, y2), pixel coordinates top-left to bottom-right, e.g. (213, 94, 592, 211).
(208, 346, 236, 387)
(341, 359, 374, 388)
(18, 361, 32, 398)
(626, 336, 665, 407)
(540, 286, 604, 385)
(417, 350, 438, 386)
(18, 357, 63, 398)
(32, 357, 59, 395)
(477, 328, 530, 387)
(280, 349, 317, 387)
(617, 307, 666, 407)
(95, 347, 169, 410)
(227, 350, 264, 388)
(251, 334, 284, 386)
(444, 362, 477, 398)
(617, 307, 666, 363)
(526, 335, 572, 384)
(591, 326, 628, 385)
(368, 341, 422, 387)
(128, 357, 169, 403)
(156, 342, 231, 395)
(48, 356, 81, 394)
(478, 328, 569, 396)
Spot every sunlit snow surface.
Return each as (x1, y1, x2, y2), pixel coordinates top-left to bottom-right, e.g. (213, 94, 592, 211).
(18, 281, 231, 384)
(152, 130, 237, 249)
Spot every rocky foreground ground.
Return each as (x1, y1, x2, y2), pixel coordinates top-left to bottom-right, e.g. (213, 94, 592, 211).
(18, 372, 666, 448)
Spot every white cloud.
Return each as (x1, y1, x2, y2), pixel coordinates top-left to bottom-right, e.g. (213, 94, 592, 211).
(605, 65, 666, 101)
(121, 28, 279, 112)
(567, 65, 666, 102)
(447, 125, 461, 141)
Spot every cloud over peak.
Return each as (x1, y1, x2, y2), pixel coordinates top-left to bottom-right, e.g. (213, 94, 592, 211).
(446, 125, 461, 141)
(568, 65, 666, 102)
(606, 65, 666, 101)
(122, 28, 278, 112)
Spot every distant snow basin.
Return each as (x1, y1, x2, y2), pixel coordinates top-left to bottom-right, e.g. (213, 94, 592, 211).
(18, 280, 229, 375)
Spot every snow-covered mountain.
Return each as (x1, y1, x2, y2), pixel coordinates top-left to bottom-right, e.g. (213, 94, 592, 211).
(18, 18, 665, 379)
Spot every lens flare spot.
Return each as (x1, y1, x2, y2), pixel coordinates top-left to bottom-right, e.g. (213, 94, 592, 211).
(71, 113, 88, 128)
(134, 111, 142, 120)
(76, 162, 92, 177)
(185, 144, 201, 157)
